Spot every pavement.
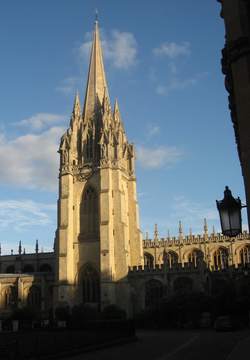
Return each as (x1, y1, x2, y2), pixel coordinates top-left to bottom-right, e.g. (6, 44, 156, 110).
(64, 329, 250, 360)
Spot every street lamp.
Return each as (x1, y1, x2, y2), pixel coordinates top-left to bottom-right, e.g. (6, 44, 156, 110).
(216, 186, 243, 237)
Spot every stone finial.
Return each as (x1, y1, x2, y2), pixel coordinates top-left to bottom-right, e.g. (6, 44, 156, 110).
(35, 239, 39, 254)
(212, 225, 216, 236)
(189, 227, 193, 238)
(0, 243, 1, 256)
(18, 240, 22, 255)
(11, 249, 13, 255)
(167, 229, 170, 239)
(23, 248, 26, 255)
(179, 221, 183, 236)
(154, 224, 159, 241)
(204, 218, 208, 236)
(145, 232, 149, 240)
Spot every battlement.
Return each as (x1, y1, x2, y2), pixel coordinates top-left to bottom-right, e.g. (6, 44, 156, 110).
(143, 230, 250, 248)
(128, 262, 250, 275)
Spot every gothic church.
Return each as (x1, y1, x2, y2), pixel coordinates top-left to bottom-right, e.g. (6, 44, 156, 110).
(0, 19, 250, 317)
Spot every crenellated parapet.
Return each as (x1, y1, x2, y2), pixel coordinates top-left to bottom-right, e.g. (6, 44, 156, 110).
(143, 230, 250, 248)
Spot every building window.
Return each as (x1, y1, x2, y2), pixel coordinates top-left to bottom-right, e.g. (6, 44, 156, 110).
(23, 265, 35, 273)
(240, 246, 250, 266)
(163, 251, 178, 268)
(173, 277, 193, 295)
(145, 279, 163, 309)
(144, 252, 154, 268)
(27, 286, 41, 309)
(213, 247, 229, 270)
(80, 186, 99, 240)
(6, 265, 15, 274)
(3, 286, 17, 309)
(81, 265, 100, 304)
(39, 264, 52, 273)
(187, 249, 204, 267)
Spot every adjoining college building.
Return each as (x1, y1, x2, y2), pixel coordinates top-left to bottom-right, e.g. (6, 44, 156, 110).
(0, 19, 250, 317)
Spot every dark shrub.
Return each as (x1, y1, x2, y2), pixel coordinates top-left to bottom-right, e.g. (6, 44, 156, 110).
(101, 304, 126, 320)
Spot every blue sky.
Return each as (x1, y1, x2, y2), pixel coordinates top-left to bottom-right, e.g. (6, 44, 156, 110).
(0, 1, 247, 254)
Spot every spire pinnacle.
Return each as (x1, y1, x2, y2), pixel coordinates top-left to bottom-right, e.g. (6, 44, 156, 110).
(83, 18, 109, 121)
(95, 9, 98, 23)
(18, 241, 22, 255)
(35, 239, 39, 254)
(154, 224, 159, 241)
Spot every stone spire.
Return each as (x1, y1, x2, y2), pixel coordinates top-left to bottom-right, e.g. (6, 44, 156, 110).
(83, 18, 110, 121)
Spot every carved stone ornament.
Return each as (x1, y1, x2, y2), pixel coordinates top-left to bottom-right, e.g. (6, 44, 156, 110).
(74, 167, 93, 182)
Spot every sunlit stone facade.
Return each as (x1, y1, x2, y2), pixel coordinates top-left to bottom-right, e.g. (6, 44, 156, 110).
(0, 17, 250, 317)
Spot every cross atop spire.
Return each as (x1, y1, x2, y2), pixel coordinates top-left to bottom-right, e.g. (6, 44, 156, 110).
(83, 18, 110, 121)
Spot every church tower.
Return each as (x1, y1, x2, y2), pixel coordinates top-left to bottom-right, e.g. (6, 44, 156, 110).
(55, 19, 143, 313)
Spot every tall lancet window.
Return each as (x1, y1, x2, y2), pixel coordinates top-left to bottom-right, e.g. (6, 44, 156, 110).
(81, 265, 100, 305)
(80, 186, 99, 241)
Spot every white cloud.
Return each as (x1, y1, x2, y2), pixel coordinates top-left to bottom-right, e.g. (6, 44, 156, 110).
(0, 125, 64, 191)
(146, 124, 160, 138)
(136, 145, 183, 169)
(56, 77, 79, 95)
(153, 41, 191, 59)
(79, 29, 138, 69)
(0, 200, 56, 231)
(156, 73, 206, 96)
(17, 113, 65, 131)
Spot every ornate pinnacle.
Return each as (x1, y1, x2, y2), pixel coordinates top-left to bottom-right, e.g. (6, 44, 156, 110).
(35, 239, 39, 254)
(179, 221, 183, 235)
(0, 243, 1, 256)
(204, 218, 208, 235)
(154, 224, 159, 241)
(145, 232, 149, 240)
(189, 227, 193, 237)
(18, 240, 22, 255)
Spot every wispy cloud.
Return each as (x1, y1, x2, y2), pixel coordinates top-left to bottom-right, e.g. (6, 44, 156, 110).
(141, 196, 220, 238)
(153, 42, 191, 59)
(0, 123, 64, 191)
(146, 124, 160, 138)
(136, 145, 183, 169)
(17, 113, 66, 131)
(79, 29, 138, 69)
(56, 77, 80, 95)
(0, 199, 56, 231)
(156, 75, 199, 96)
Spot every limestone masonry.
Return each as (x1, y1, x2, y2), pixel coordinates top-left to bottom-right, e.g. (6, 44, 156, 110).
(0, 18, 250, 317)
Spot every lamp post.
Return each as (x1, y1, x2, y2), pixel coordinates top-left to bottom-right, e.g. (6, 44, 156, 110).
(216, 186, 244, 237)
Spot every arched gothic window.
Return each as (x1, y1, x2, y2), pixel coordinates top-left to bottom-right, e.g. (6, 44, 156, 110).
(145, 279, 163, 309)
(173, 277, 193, 295)
(27, 286, 41, 309)
(240, 246, 250, 266)
(6, 265, 15, 274)
(188, 249, 204, 267)
(144, 252, 154, 268)
(163, 251, 178, 268)
(39, 264, 52, 273)
(213, 247, 229, 270)
(3, 286, 17, 309)
(80, 186, 99, 241)
(23, 264, 35, 273)
(81, 265, 100, 304)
